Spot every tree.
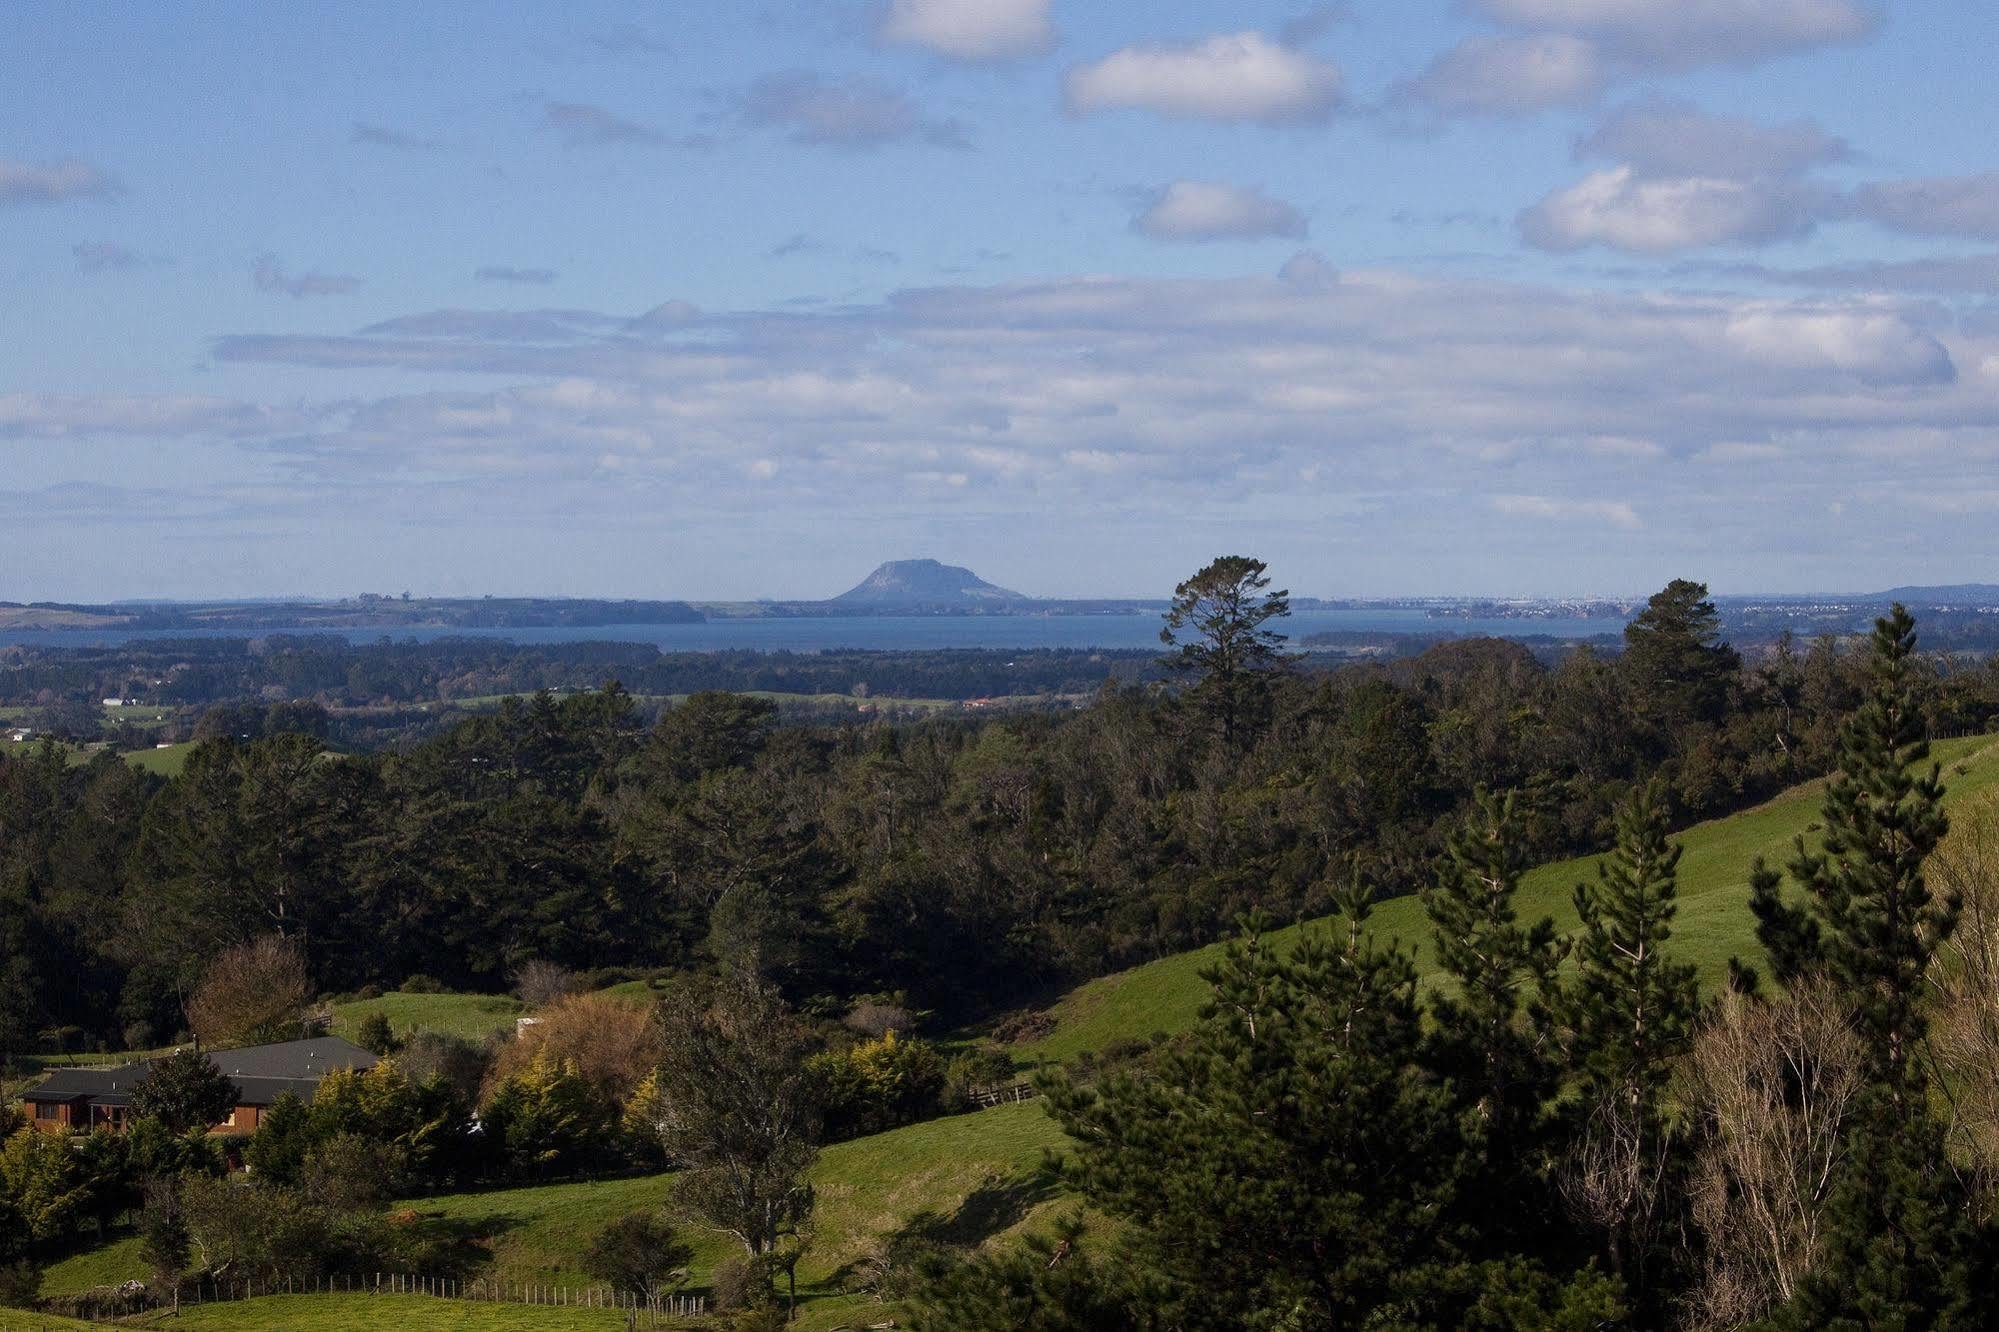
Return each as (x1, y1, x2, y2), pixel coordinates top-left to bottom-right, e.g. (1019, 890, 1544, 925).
(1040, 890, 1477, 1327)
(129, 1048, 236, 1134)
(480, 1049, 608, 1178)
(1620, 579, 1739, 729)
(642, 970, 819, 1316)
(354, 1010, 399, 1056)
(1681, 981, 1865, 1326)
(1421, 788, 1567, 1244)
(1158, 556, 1291, 746)
(1745, 605, 1985, 1328)
(1752, 605, 1956, 1087)
(583, 1210, 692, 1300)
(185, 935, 313, 1048)
(1556, 780, 1698, 1308)
(482, 990, 664, 1107)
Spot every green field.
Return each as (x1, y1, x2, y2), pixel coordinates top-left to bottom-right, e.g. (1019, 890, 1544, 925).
(1010, 734, 1999, 1065)
(41, 1097, 1069, 1321)
(8, 1293, 684, 1331)
(30, 740, 1999, 1327)
(0, 737, 194, 776)
(329, 991, 526, 1046)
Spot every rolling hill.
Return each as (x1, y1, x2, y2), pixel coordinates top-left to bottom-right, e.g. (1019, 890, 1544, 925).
(1006, 733, 1999, 1067)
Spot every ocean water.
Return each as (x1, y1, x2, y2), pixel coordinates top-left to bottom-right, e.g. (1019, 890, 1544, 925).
(0, 609, 1625, 652)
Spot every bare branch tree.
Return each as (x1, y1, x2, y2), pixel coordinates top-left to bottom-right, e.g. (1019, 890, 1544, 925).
(1677, 979, 1866, 1328)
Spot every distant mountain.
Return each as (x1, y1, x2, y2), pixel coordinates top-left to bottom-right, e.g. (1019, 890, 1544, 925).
(832, 559, 1025, 606)
(1869, 584, 1999, 604)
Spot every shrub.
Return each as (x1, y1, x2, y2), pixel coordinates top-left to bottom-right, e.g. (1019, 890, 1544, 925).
(355, 1011, 400, 1056)
(809, 1030, 947, 1139)
(483, 991, 663, 1107)
(129, 1047, 236, 1135)
(710, 1253, 774, 1313)
(185, 937, 312, 1048)
(301, 1132, 407, 1211)
(480, 1049, 609, 1178)
(513, 959, 577, 1009)
(397, 1031, 488, 1104)
(845, 1001, 918, 1039)
(400, 974, 445, 994)
(942, 1046, 1020, 1111)
(990, 1009, 1056, 1045)
(582, 1211, 691, 1298)
(0, 1258, 41, 1308)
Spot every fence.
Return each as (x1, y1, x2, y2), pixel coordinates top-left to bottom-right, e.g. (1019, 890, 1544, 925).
(48, 1272, 705, 1325)
(968, 1080, 1040, 1109)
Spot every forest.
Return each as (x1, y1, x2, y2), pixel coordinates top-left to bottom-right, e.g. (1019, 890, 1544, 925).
(6, 563, 1999, 1327)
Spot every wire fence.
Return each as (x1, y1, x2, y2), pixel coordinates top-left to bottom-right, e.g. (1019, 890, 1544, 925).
(43, 1272, 706, 1326)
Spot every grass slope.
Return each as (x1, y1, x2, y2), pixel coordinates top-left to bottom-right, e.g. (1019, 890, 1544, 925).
(1013, 735, 1999, 1066)
(329, 992, 525, 1046)
(40, 1099, 1070, 1318)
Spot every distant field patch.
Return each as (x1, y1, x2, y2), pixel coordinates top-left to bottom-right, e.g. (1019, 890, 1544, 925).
(330, 991, 525, 1045)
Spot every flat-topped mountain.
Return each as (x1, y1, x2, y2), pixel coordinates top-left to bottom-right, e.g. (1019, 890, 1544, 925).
(832, 559, 1025, 606)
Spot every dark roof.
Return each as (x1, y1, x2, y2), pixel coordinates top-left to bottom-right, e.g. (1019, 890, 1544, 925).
(205, 1036, 378, 1083)
(22, 1036, 379, 1109)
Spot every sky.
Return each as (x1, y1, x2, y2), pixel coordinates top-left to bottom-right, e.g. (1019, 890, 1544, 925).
(4, 0, 1999, 601)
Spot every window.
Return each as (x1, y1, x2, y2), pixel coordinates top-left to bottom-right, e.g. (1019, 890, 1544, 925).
(33, 1101, 60, 1121)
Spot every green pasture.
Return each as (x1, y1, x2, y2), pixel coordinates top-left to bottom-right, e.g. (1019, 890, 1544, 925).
(1011, 734, 1999, 1065)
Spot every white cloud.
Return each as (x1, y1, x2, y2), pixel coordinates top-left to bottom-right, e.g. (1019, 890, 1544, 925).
(1472, 0, 1878, 67)
(879, 0, 1053, 61)
(1405, 33, 1607, 114)
(738, 71, 968, 148)
(1066, 32, 1342, 125)
(1522, 165, 1819, 252)
(1724, 305, 1955, 385)
(1849, 173, 1999, 242)
(0, 158, 118, 206)
(1133, 182, 1306, 242)
(1494, 494, 1642, 527)
(1579, 100, 1847, 179)
(0, 393, 303, 440)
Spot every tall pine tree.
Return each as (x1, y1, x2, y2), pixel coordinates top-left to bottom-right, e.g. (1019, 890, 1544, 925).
(1748, 605, 1984, 1330)
(1557, 779, 1698, 1308)
(1423, 788, 1568, 1248)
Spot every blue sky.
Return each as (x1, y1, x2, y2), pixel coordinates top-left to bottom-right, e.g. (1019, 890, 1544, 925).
(5, 1, 1998, 600)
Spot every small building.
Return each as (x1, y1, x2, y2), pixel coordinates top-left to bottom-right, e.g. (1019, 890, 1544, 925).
(5, 728, 31, 743)
(20, 1036, 378, 1137)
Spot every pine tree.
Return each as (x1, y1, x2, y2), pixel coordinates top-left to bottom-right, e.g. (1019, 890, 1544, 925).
(1158, 555, 1291, 747)
(1748, 605, 1986, 1329)
(1751, 605, 1955, 1088)
(1038, 895, 1472, 1328)
(1557, 780, 1697, 1306)
(1564, 780, 1698, 1103)
(1423, 788, 1567, 1237)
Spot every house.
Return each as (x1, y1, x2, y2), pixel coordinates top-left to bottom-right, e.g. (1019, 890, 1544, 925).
(5, 728, 31, 743)
(20, 1036, 378, 1137)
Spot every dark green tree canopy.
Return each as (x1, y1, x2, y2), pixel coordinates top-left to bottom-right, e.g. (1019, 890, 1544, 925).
(1158, 555, 1292, 745)
(1621, 578, 1740, 727)
(129, 1047, 237, 1135)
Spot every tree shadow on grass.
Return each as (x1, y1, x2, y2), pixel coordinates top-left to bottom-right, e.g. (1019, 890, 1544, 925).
(826, 1169, 1062, 1291)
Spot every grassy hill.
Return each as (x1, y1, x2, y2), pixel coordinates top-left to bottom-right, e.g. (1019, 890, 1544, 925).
(29, 738, 1999, 1328)
(6, 1293, 683, 1330)
(328, 991, 525, 1046)
(40, 1099, 1069, 1329)
(1009, 734, 1999, 1066)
